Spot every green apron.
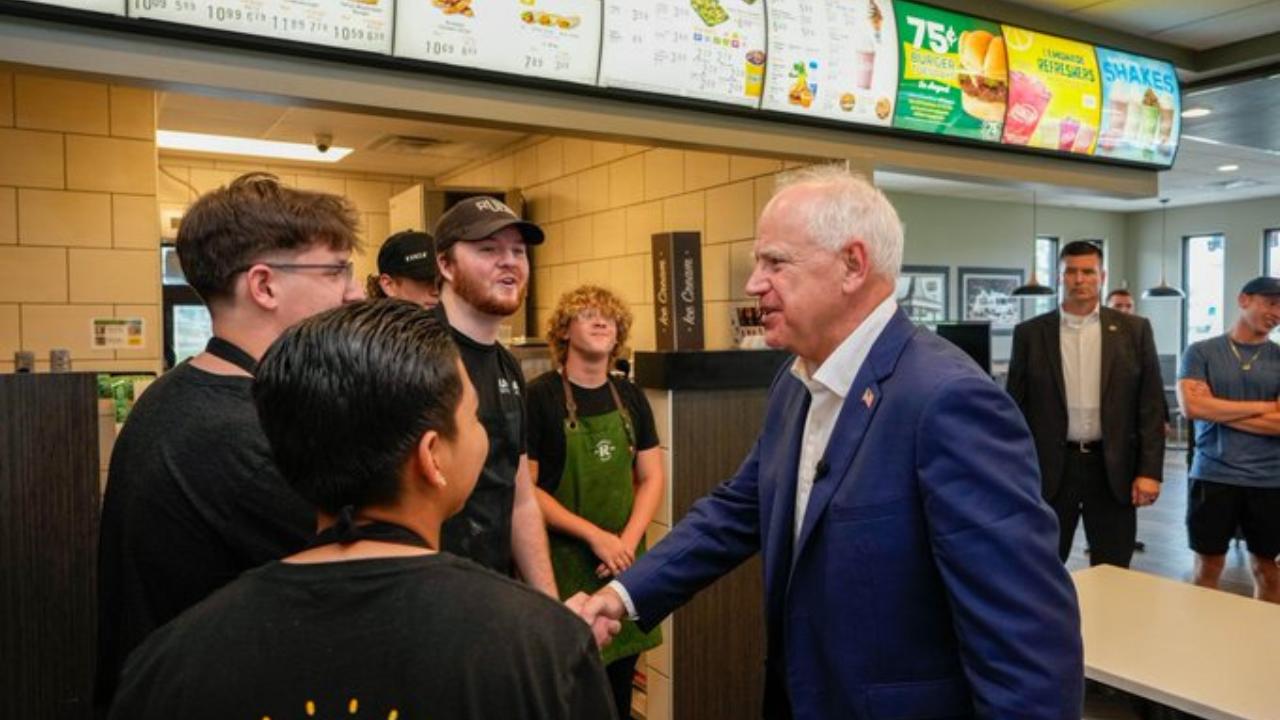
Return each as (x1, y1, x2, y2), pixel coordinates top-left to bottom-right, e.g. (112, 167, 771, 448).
(549, 373, 662, 664)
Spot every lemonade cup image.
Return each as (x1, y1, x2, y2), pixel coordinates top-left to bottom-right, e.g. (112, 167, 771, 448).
(1058, 116, 1080, 151)
(1003, 71, 1052, 145)
(1071, 124, 1096, 153)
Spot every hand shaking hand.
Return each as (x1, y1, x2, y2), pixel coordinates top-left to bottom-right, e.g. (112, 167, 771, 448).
(565, 589, 626, 649)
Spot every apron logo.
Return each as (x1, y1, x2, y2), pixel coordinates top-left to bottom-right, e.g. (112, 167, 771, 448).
(593, 438, 616, 462)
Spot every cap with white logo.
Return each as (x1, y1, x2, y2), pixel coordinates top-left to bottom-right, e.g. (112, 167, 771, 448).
(432, 196, 544, 254)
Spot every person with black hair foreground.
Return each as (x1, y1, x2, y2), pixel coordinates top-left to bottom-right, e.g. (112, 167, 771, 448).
(367, 230, 441, 308)
(107, 300, 618, 720)
(1008, 240, 1166, 568)
(431, 197, 557, 595)
(1178, 276, 1280, 603)
(95, 173, 363, 714)
(528, 285, 664, 720)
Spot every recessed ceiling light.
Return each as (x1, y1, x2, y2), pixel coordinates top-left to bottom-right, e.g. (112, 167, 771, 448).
(1217, 164, 1240, 172)
(1181, 107, 1212, 119)
(156, 130, 352, 163)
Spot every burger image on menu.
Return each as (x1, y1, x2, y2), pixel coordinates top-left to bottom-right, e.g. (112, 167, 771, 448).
(956, 30, 1007, 122)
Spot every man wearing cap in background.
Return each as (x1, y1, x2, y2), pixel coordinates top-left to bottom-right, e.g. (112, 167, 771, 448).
(1178, 276, 1280, 603)
(431, 196, 557, 596)
(367, 230, 441, 308)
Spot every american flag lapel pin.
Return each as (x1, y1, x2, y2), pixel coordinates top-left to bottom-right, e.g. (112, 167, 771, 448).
(862, 388, 875, 408)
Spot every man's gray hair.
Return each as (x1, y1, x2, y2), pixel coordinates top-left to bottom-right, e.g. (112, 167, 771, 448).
(770, 164, 904, 280)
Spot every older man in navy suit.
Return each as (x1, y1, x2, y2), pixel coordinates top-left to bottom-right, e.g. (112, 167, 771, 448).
(580, 166, 1082, 720)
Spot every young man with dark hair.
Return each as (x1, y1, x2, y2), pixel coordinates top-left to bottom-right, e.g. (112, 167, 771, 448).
(1179, 276, 1280, 602)
(1008, 240, 1167, 567)
(431, 196, 557, 595)
(528, 284, 664, 720)
(95, 173, 364, 713)
(107, 300, 617, 720)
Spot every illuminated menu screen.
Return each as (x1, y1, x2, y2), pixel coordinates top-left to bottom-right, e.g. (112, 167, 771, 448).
(22, 0, 125, 14)
(1000, 25, 1100, 155)
(891, 1, 1004, 142)
(129, 0, 392, 54)
(762, 0, 899, 126)
(599, 0, 767, 108)
(1094, 48, 1179, 164)
(394, 0, 601, 85)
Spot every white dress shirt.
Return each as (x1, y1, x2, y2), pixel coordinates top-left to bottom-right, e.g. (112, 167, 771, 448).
(608, 296, 900, 620)
(1060, 305, 1102, 442)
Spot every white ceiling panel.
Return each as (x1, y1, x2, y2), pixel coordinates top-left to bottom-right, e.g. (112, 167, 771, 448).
(1151, 2, 1280, 49)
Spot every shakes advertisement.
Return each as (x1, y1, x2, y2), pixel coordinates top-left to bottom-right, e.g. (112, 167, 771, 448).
(892, 1, 1004, 142)
(1000, 25, 1101, 154)
(1094, 48, 1179, 165)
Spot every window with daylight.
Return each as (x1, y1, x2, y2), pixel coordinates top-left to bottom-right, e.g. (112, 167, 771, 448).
(1184, 234, 1225, 346)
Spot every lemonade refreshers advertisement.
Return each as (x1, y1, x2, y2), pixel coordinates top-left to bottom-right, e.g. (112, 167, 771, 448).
(762, 0, 899, 127)
(131, 0, 392, 54)
(1000, 25, 1101, 154)
(394, 0, 601, 85)
(892, 2, 1004, 142)
(1094, 48, 1179, 164)
(599, 0, 767, 107)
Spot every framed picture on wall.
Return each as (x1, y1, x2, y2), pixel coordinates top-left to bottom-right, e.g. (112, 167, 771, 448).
(959, 267, 1023, 334)
(896, 265, 949, 325)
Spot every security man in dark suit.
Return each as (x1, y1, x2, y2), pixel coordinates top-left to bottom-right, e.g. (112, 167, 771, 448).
(1008, 240, 1167, 567)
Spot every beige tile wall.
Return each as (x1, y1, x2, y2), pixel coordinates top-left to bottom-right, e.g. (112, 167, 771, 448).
(439, 138, 790, 350)
(0, 70, 161, 374)
(157, 160, 430, 288)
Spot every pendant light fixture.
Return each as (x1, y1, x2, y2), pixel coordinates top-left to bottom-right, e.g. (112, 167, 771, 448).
(1142, 198, 1186, 299)
(1012, 190, 1056, 296)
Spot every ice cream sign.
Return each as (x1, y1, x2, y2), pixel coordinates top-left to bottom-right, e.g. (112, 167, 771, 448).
(1094, 48, 1180, 163)
(999, 25, 1101, 154)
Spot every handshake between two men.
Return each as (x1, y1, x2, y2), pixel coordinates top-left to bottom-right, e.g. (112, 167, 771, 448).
(565, 587, 627, 648)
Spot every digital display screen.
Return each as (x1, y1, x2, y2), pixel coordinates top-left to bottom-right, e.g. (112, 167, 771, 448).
(21, 0, 125, 14)
(129, 0, 392, 55)
(1093, 47, 1180, 164)
(1000, 25, 1101, 155)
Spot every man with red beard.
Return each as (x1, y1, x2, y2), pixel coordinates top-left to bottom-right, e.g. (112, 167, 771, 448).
(432, 197, 557, 596)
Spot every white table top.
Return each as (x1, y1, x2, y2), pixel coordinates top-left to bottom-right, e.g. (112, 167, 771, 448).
(1072, 565, 1280, 720)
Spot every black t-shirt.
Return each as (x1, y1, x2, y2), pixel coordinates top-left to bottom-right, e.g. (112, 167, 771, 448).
(526, 371, 660, 494)
(436, 303, 527, 574)
(108, 554, 616, 720)
(95, 362, 314, 712)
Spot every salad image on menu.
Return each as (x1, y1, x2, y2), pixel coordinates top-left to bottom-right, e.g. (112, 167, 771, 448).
(1094, 48, 1179, 164)
(1000, 25, 1101, 154)
(761, 0, 899, 126)
(891, 1, 1004, 142)
(599, 0, 767, 108)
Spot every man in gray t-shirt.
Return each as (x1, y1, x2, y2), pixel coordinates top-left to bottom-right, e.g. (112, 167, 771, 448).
(1178, 276, 1280, 603)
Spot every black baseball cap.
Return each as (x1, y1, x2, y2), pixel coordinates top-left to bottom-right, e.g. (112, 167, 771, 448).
(1240, 276, 1280, 296)
(433, 196, 544, 253)
(377, 231, 438, 281)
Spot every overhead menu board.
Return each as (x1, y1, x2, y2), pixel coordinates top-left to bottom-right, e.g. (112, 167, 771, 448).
(21, 0, 125, 15)
(1000, 25, 1101, 154)
(762, 0, 899, 126)
(599, 0, 767, 108)
(891, 2, 1004, 143)
(129, 0, 392, 54)
(394, 0, 601, 85)
(1094, 48, 1179, 164)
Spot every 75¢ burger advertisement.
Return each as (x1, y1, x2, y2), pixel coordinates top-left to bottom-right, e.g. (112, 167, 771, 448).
(891, 2, 1005, 142)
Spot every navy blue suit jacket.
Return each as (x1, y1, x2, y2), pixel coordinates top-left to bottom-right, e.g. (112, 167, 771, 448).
(619, 310, 1083, 720)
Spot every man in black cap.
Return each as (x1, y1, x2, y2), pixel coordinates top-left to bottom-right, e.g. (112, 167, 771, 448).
(432, 196, 557, 596)
(1178, 276, 1280, 602)
(367, 230, 441, 308)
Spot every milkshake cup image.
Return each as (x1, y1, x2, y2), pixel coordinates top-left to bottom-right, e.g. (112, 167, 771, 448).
(1002, 71, 1052, 146)
(1102, 81, 1128, 150)
(1071, 124, 1096, 153)
(1138, 88, 1160, 147)
(1157, 92, 1175, 154)
(854, 39, 876, 90)
(1058, 116, 1080, 151)
(744, 50, 765, 97)
(1123, 88, 1143, 146)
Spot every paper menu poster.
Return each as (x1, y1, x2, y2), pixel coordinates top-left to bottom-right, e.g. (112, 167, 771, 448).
(24, 0, 125, 15)
(394, 0, 602, 85)
(891, 1, 1004, 142)
(762, 0, 899, 126)
(129, 0, 392, 54)
(1093, 48, 1179, 164)
(1000, 25, 1101, 154)
(599, 0, 767, 108)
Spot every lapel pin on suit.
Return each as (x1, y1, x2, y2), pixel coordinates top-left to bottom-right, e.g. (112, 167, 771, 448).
(862, 388, 875, 408)
(1108, 324, 1118, 332)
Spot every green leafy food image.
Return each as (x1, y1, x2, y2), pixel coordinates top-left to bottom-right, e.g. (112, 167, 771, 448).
(691, 0, 730, 27)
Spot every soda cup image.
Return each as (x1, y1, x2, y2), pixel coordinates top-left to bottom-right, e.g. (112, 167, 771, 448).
(1058, 116, 1080, 151)
(1002, 71, 1052, 146)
